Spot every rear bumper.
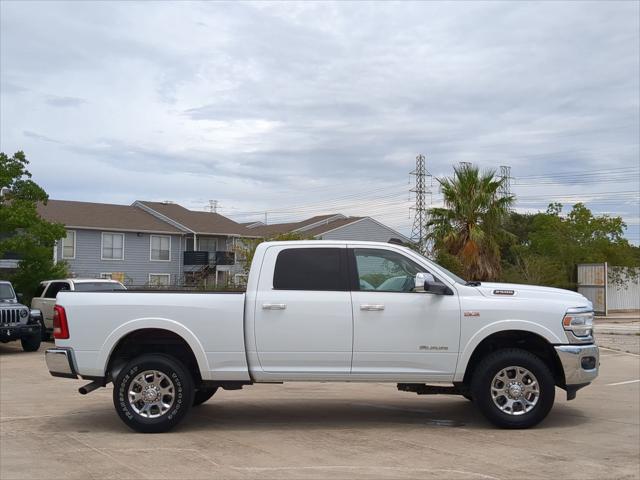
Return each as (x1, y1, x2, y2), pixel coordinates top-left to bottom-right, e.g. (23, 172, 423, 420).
(45, 348, 78, 379)
(0, 323, 40, 342)
(555, 344, 599, 388)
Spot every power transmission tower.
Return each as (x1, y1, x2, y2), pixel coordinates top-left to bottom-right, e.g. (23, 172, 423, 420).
(499, 165, 512, 199)
(459, 161, 472, 170)
(206, 200, 218, 213)
(410, 154, 432, 255)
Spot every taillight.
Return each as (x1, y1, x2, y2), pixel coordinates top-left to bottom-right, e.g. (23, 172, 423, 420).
(53, 305, 69, 339)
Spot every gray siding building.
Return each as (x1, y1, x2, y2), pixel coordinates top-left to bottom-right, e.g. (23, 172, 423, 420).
(33, 201, 409, 287)
(37, 200, 259, 287)
(245, 214, 410, 244)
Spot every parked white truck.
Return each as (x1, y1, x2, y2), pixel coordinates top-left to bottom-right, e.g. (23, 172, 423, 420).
(45, 241, 599, 433)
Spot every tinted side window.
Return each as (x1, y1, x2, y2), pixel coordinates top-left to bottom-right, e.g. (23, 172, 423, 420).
(353, 248, 423, 292)
(44, 282, 70, 299)
(273, 248, 348, 291)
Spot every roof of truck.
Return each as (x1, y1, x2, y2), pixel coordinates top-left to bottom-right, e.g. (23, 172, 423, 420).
(41, 278, 124, 284)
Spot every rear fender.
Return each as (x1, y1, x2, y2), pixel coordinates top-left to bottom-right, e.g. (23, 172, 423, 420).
(97, 318, 211, 380)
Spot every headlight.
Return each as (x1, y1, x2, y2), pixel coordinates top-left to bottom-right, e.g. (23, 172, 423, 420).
(563, 309, 594, 338)
(19, 309, 28, 318)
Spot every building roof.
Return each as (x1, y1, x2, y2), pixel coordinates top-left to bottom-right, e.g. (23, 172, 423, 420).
(37, 200, 183, 234)
(246, 214, 373, 238)
(302, 217, 364, 237)
(246, 214, 344, 238)
(137, 201, 258, 236)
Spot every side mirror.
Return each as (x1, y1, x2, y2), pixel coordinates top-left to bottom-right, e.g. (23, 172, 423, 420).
(415, 272, 452, 295)
(16, 293, 23, 302)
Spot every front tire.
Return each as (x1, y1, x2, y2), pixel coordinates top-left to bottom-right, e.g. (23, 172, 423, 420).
(113, 354, 194, 433)
(21, 334, 41, 352)
(471, 348, 555, 429)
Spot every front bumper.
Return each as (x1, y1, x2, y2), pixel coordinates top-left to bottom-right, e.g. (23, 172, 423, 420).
(0, 323, 40, 342)
(555, 344, 599, 397)
(45, 348, 78, 379)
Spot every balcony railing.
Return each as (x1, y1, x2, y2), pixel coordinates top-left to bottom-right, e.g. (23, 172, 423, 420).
(183, 251, 236, 266)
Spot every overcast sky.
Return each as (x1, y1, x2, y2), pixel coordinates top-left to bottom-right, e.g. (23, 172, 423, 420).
(1, 1, 639, 241)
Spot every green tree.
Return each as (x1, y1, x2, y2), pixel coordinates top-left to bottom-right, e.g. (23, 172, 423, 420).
(502, 203, 639, 288)
(427, 165, 514, 281)
(0, 151, 68, 300)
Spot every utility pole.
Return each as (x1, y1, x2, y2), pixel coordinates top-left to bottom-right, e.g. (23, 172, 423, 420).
(264, 212, 268, 225)
(499, 165, 512, 199)
(410, 154, 432, 255)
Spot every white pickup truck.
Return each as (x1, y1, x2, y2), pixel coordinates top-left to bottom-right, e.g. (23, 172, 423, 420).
(45, 241, 599, 433)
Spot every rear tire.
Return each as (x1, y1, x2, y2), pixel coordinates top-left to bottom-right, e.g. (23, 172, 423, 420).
(193, 387, 218, 406)
(21, 334, 41, 352)
(113, 354, 194, 433)
(471, 348, 555, 429)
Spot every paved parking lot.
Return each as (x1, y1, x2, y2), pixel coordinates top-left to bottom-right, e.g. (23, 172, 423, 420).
(1, 341, 639, 480)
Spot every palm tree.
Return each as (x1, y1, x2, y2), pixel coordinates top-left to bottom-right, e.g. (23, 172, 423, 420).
(427, 165, 514, 281)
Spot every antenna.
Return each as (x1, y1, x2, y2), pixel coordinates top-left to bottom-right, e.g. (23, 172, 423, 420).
(410, 154, 432, 255)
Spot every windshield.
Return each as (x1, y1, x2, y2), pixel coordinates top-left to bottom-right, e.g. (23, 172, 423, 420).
(74, 282, 126, 292)
(0, 283, 16, 300)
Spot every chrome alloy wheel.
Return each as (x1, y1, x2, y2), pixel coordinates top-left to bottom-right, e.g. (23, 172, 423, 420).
(128, 370, 175, 418)
(490, 366, 539, 416)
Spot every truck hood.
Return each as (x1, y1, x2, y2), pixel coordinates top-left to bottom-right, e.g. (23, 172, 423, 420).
(475, 282, 591, 308)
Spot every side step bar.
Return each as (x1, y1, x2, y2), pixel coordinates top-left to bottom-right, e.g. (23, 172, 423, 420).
(397, 383, 463, 395)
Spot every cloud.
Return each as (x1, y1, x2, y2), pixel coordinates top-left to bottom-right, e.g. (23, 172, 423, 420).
(0, 1, 638, 240)
(23, 130, 61, 144)
(44, 95, 87, 108)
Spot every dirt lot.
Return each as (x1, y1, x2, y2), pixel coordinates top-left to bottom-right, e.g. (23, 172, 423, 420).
(1, 341, 639, 480)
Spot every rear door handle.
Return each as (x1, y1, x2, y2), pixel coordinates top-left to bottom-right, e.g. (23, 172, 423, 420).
(360, 304, 385, 311)
(262, 303, 287, 310)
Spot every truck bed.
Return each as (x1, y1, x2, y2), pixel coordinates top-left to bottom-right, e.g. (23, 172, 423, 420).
(55, 291, 250, 381)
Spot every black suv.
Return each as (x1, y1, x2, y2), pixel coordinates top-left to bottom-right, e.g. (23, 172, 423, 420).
(0, 280, 41, 351)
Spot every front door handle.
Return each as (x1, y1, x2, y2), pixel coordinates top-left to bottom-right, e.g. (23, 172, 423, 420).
(262, 303, 287, 310)
(360, 304, 385, 311)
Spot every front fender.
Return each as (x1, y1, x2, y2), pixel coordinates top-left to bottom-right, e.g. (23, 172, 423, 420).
(96, 317, 212, 380)
(453, 319, 565, 382)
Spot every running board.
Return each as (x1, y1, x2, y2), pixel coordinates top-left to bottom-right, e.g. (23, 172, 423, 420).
(397, 383, 461, 395)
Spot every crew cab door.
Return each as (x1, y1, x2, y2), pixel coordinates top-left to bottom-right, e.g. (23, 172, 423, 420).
(253, 245, 353, 377)
(349, 247, 460, 380)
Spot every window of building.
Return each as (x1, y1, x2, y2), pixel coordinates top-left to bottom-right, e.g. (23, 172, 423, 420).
(102, 233, 124, 260)
(150, 235, 171, 261)
(199, 238, 218, 252)
(353, 248, 423, 292)
(62, 230, 76, 259)
(273, 248, 348, 291)
(149, 273, 171, 287)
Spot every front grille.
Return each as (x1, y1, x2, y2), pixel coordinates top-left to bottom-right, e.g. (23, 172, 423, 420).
(0, 308, 24, 325)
